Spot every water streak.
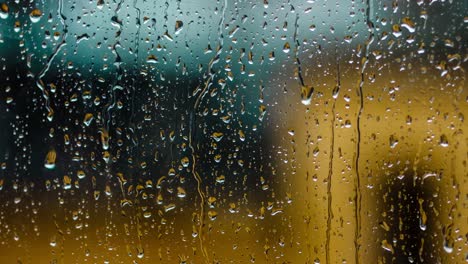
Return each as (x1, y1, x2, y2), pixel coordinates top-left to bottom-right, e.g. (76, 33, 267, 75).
(354, 1, 374, 263)
(188, 0, 228, 261)
(326, 53, 340, 264)
(35, 0, 68, 121)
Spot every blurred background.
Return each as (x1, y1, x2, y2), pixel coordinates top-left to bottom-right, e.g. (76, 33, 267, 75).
(0, 0, 466, 263)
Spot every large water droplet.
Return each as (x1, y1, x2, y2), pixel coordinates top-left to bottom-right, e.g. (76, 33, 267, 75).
(301, 85, 314, 105)
(44, 149, 57, 169)
(29, 9, 42, 23)
(0, 3, 9, 19)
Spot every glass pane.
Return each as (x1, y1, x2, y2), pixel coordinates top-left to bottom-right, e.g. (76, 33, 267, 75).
(0, 0, 466, 263)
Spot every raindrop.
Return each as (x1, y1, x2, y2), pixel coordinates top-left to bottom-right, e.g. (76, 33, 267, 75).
(301, 85, 314, 105)
(177, 187, 186, 198)
(29, 9, 43, 23)
(63, 175, 72, 190)
(175, 20, 183, 35)
(49, 236, 57, 247)
(77, 170, 86, 179)
(0, 3, 8, 19)
(381, 240, 394, 253)
(439, 134, 449, 147)
(389, 135, 398, 148)
(212, 132, 224, 142)
(44, 149, 57, 169)
(443, 239, 454, 253)
(215, 175, 225, 184)
(83, 113, 94, 126)
(181, 157, 190, 167)
(146, 55, 158, 64)
(401, 17, 416, 33)
(332, 86, 340, 99)
(208, 210, 218, 221)
(283, 42, 290, 53)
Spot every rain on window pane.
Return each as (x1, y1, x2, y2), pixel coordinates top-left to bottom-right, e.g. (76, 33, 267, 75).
(0, 0, 466, 263)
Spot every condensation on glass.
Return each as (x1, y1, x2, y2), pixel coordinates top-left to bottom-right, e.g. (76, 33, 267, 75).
(0, 0, 466, 263)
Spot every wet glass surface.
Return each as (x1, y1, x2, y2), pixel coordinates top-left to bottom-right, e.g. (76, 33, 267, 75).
(0, 0, 467, 263)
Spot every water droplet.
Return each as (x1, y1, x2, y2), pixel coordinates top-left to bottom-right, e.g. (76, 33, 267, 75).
(439, 134, 449, 147)
(212, 132, 224, 142)
(47, 109, 54, 122)
(208, 210, 218, 221)
(29, 9, 42, 23)
(401, 17, 416, 33)
(44, 149, 57, 169)
(0, 3, 9, 19)
(97, 0, 104, 9)
(332, 86, 340, 99)
(229, 203, 237, 213)
(120, 199, 133, 207)
(100, 128, 109, 150)
(146, 55, 158, 64)
(208, 196, 217, 208)
(301, 85, 314, 105)
(137, 245, 144, 258)
(344, 35, 352, 43)
(63, 175, 72, 190)
(283, 42, 290, 53)
(175, 20, 183, 35)
(164, 203, 176, 212)
(215, 175, 225, 184)
(269, 51, 275, 61)
(214, 154, 222, 163)
(143, 211, 151, 218)
(381, 239, 394, 253)
(77, 170, 86, 179)
(181, 156, 190, 167)
(163, 31, 173, 41)
(379, 221, 390, 232)
(271, 208, 283, 216)
(49, 236, 57, 247)
(443, 238, 454, 253)
(238, 130, 246, 141)
(392, 24, 402, 38)
(406, 115, 413, 125)
(83, 113, 94, 126)
(258, 105, 267, 121)
(177, 187, 186, 198)
(13, 21, 21, 32)
(419, 198, 427, 231)
(389, 135, 398, 148)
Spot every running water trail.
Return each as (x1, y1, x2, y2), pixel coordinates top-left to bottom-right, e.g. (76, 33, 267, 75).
(326, 51, 340, 264)
(105, 0, 125, 132)
(188, 0, 228, 262)
(36, 0, 68, 122)
(354, 0, 374, 263)
(129, 0, 141, 151)
(293, 13, 305, 88)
